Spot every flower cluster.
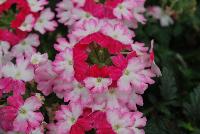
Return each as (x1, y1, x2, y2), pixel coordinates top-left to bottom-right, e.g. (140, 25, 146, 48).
(0, 0, 161, 134)
(56, 0, 146, 28)
(0, 0, 57, 33)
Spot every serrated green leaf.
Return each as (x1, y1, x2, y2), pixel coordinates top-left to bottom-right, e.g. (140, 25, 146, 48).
(160, 67, 178, 101)
(183, 85, 200, 124)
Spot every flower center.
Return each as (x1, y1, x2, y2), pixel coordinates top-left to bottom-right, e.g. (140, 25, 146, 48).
(68, 60, 73, 65)
(118, 4, 124, 10)
(21, 41, 27, 46)
(15, 71, 21, 79)
(85, 13, 91, 18)
(70, 117, 76, 124)
(86, 42, 113, 68)
(19, 108, 27, 115)
(94, 0, 106, 4)
(109, 88, 116, 95)
(78, 84, 84, 89)
(0, 4, 18, 29)
(96, 77, 102, 83)
(124, 69, 130, 76)
(114, 124, 121, 131)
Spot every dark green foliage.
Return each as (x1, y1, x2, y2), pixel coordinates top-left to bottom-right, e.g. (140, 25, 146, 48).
(141, 0, 200, 134)
(183, 86, 200, 125)
(160, 67, 177, 101)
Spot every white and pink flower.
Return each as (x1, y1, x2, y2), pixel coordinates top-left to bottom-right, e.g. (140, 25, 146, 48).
(34, 8, 58, 34)
(27, 0, 48, 12)
(84, 77, 112, 93)
(117, 56, 155, 93)
(0, 95, 43, 133)
(53, 48, 74, 81)
(54, 103, 82, 134)
(12, 34, 40, 57)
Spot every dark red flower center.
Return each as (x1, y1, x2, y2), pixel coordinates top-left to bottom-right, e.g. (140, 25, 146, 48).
(95, 0, 106, 4)
(0, 4, 18, 29)
(86, 42, 113, 68)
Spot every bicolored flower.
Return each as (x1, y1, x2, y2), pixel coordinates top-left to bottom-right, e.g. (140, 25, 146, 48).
(106, 109, 135, 134)
(0, 57, 33, 96)
(84, 77, 112, 93)
(64, 80, 92, 106)
(56, 0, 146, 27)
(12, 34, 40, 57)
(54, 35, 77, 52)
(27, 0, 48, 12)
(0, 95, 43, 133)
(35, 60, 57, 96)
(102, 22, 134, 44)
(56, 0, 77, 26)
(72, 19, 102, 40)
(54, 103, 83, 134)
(0, 0, 42, 32)
(18, 14, 35, 32)
(130, 112, 147, 134)
(2, 58, 34, 82)
(113, 1, 134, 20)
(31, 52, 48, 65)
(34, 8, 57, 34)
(117, 56, 155, 93)
(53, 48, 74, 81)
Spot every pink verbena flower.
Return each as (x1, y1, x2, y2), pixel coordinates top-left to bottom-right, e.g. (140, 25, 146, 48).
(0, 41, 12, 73)
(56, 0, 77, 26)
(106, 109, 135, 134)
(101, 22, 134, 44)
(54, 103, 83, 134)
(34, 60, 57, 96)
(12, 34, 40, 57)
(31, 52, 48, 65)
(130, 112, 147, 134)
(117, 56, 155, 93)
(64, 80, 92, 106)
(113, 0, 134, 20)
(53, 78, 73, 99)
(91, 87, 143, 111)
(131, 42, 148, 55)
(2, 58, 34, 82)
(84, 77, 112, 93)
(34, 8, 57, 34)
(53, 48, 74, 81)
(72, 19, 102, 40)
(0, 95, 43, 133)
(27, 0, 48, 12)
(54, 35, 77, 52)
(47, 107, 92, 134)
(0, 57, 34, 96)
(106, 109, 147, 134)
(19, 14, 35, 32)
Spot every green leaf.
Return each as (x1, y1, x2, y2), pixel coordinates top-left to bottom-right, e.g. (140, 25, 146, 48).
(160, 67, 178, 101)
(183, 85, 200, 124)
